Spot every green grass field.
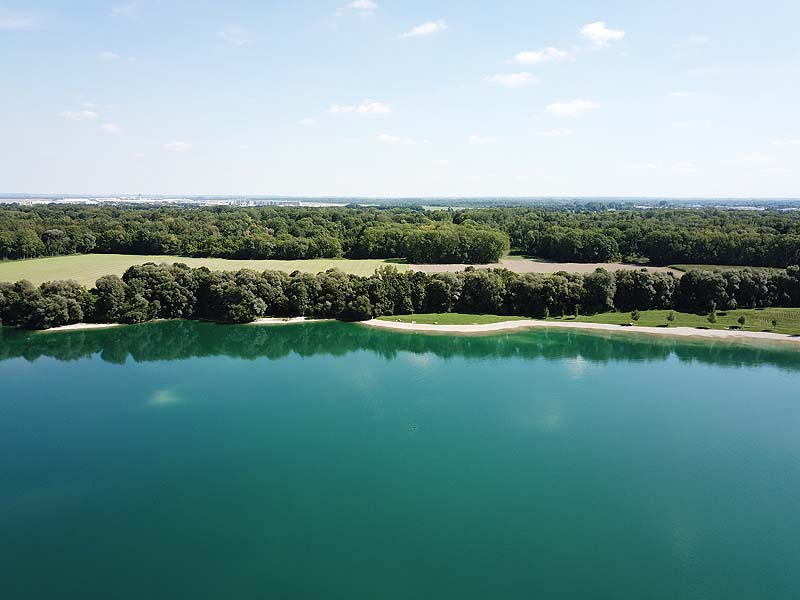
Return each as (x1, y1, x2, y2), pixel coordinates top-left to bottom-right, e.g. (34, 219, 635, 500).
(669, 264, 780, 273)
(556, 308, 800, 335)
(380, 309, 800, 335)
(0, 254, 409, 287)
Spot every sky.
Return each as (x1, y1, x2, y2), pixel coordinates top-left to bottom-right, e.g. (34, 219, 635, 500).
(1, 0, 799, 198)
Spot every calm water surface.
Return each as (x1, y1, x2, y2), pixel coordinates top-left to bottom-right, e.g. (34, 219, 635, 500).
(1, 321, 800, 599)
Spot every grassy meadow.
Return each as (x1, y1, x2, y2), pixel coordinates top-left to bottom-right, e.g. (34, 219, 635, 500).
(0, 254, 409, 287)
(669, 264, 781, 273)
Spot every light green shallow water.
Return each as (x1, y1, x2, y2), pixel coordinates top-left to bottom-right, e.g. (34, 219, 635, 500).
(1, 321, 799, 599)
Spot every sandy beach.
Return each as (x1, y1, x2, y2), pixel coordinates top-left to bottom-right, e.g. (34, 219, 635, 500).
(362, 318, 800, 345)
(248, 317, 315, 325)
(42, 323, 122, 333)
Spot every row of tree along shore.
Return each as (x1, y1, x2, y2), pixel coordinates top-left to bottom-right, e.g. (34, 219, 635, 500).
(2, 204, 800, 266)
(1, 263, 799, 330)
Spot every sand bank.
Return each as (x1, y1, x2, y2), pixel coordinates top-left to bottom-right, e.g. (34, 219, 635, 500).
(42, 323, 122, 333)
(249, 317, 317, 325)
(362, 318, 800, 344)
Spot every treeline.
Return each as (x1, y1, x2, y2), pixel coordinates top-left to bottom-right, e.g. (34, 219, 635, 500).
(2, 263, 799, 330)
(3, 204, 800, 267)
(462, 207, 800, 266)
(0, 205, 507, 264)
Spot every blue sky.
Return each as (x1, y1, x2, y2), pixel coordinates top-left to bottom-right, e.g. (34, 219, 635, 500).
(1, 0, 799, 197)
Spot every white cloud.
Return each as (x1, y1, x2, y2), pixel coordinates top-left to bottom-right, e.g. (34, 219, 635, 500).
(60, 110, 99, 121)
(670, 91, 696, 97)
(536, 129, 574, 137)
(513, 47, 569, 65)
(727, 154, 774, 166)
(377, 134, 415, 145)
(580, 21, 625, 47)
(329, 99, 392, 115)
(675, 35, 709, 47)
(112, 2, 140, 18)
(545, 100, 599, 117)
(348, 0, 376, 10)
(0, 14, 38, 30)
(400, 19, 447, 38)
(218, 26, 250, 47)
(469, 135, 496, 145)
(486, 72, 539, 87)
(147, 388, 184, 407)
(97, 51, 120, 60)
(101, 123, 122, 136)
(164, 141, 192, 152)
(618, 161, 699, 176)
(758, 167, 793, 175)
(299, 118, 317, 126)
(772, 139, 800, 147)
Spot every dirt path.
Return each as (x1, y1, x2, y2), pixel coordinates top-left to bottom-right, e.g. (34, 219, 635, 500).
(361, 318, 800, 345)
(409, 259, 680, 275)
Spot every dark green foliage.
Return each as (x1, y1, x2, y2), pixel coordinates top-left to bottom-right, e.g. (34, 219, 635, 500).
(3, 204, 800, 267)
(582, 268, 616, 313)
(0, 205, 508, 264)
(613, 269, 677, 312)
(3, 262, 800, 330)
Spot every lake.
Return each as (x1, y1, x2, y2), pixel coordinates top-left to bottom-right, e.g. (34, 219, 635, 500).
(1, 321, 799, 599)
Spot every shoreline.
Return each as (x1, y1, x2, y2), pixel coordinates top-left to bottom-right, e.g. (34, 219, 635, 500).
(41, 323, 123, 333)
(248, 317, 326, 326)
(26, 317, 800, 347)
(37, 317, 320, 333)
(362, 318, 800, 345)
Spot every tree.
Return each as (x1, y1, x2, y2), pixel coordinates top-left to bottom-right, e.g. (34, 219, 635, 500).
(342, 295, 373, 321)
(583, 268, 615, 313)
(458, 269, 506, 314)
(666, 311, 675, 326)
(93, 275, 128, 322)
(737, 315, 747, 328)
(631, 309, 640, 322)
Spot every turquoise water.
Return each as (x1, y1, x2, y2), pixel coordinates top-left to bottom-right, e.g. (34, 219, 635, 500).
(1, 321, 799, 599)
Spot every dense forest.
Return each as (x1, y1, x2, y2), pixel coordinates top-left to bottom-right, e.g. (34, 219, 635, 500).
(0, 204, 508, 264)
(1, 204, 800, 267)
(1, 263, 799, 330)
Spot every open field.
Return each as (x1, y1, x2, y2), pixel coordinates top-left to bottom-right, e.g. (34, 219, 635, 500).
(0, 254, 684, 288)
(669, 264, 781, 273)
(0, 254, 409, 287)
(559, 308, 800, 336)
(378, 309, 800, 336)
(411, 258, 680, 275)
